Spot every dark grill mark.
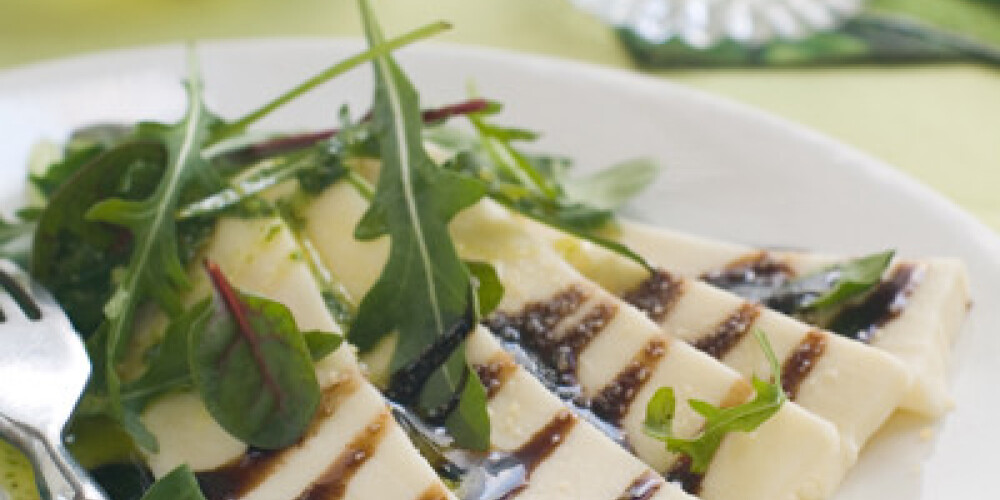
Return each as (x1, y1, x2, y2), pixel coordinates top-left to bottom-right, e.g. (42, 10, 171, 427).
(617, 470, 664, 500)
(416, 485, 451, 500)
(486, 287, 587, 346)
(197, 447, 280, 500)
(294, 412, 390, 500)
(502, 410, 577, 499)
(692, 303, 761, 360)
(701, 252, 796, 303)
(665, 455, 704, 495)
(827, 264, 923, 342)
(550, 303, 618, 379)
(591, 339, 668, 426)
(474, 355, 519, 399)
(621, 269, 684, 323)
(197, 378, 361, 499)
(781, 332, 828, 400)
(485, 287, 589, 389)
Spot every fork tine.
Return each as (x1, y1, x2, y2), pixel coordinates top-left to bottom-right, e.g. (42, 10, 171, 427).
(0, 279, 25, 322)
(0, 260, 41, 321)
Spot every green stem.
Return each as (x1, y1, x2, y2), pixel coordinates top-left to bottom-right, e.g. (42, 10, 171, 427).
(468, 115, 559, 200)
(346, 169, 376, 201)
(210, 20, 451, 144)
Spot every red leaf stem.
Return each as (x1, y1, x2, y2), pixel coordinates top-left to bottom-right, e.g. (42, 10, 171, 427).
(242, 98, 491, 159)
(203, 259, 286, 410)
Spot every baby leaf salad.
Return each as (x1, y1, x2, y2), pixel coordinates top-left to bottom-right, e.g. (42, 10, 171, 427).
(0, 1, 829, 499)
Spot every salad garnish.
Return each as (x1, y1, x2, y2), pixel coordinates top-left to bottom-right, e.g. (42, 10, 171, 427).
(438, 105, 659, 271)
(0, 0, 682, 497)
(642, 328, 787, 474)
(704, 250, 897, 338)
(348, 0, 491, 450)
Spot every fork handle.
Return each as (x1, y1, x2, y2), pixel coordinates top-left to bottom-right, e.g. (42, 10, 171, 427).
(0, 417, 107, 500)
(37, 434, 108, 500)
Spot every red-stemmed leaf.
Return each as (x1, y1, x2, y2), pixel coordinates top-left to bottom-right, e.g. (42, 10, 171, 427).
(190, 260, 322, 449)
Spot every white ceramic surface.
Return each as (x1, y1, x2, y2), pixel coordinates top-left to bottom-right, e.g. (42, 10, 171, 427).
(1, 40, 997, 499)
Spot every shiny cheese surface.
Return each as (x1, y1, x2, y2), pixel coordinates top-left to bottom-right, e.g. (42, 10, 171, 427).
(142, 217, 455, 500)
(527, 219, 911, 458)
(611, 220, 970, 416)
(144, 216, 693, 500)
(304, 183, 847, 500)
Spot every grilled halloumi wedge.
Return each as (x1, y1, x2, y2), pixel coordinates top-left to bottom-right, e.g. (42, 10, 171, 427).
(522, 221, 912, 458)
(141, 216, 694, 500)
(303, 183, 848, 500)
(604, 221, 970, 417)
(141, 217, 456, 500)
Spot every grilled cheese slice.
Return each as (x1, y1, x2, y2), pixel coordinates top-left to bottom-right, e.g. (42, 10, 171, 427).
(304, 182, 847, 500)
(142, 216, 694, 500)
(607, 220, 969, 416)
(142, 217, 456, 500)
(524, 219, 912, 458)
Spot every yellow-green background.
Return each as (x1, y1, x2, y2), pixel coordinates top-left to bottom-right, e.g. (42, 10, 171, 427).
(1, 0, 998, 231)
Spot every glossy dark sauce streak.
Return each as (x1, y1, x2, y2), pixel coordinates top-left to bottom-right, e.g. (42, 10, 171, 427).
(552, 303, 618, 378)
(474, 355, 519, 399)
(665, 456, 704, 495)
(294, 412, 390, 500)
(781, 332, 829, 400)
(621, 270, 685, 323)
(485, 287, 588, 388)
(488, 285, 675, 456)
(827, 263, 922, 342)
(499, 411, 578, 500)
(197, 447, 281, 500)
(197, 379, 361, 499)
(617, 470, 664, 500)
(692, 303, 761, 360)
(701, 252, 796, 302)
(591, 339, 668, 426)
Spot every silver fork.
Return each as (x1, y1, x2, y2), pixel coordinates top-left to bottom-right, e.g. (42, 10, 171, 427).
(0, 259, 107, 500)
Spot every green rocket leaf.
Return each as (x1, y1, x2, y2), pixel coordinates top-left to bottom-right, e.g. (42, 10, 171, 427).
(349, 0, 489, 449)
(643, 329, 786, 473)
(83, 54, 220, 450)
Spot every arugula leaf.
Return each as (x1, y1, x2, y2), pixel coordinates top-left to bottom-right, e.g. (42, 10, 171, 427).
(414, 341, 489, 451)
(467, 113, 557, 199)
(0, 216, 32, 246)
(138, 465, 207, 500)
(83, 56, 219, 450)
(800, 250, 895, 311)
(561, 158, 661, 211)
(120, 300, 210, 408)
(0, 215, 34, 268)
(443, 354, 491, 451)
(209, 21, 452, 144)
(29, 124, 132, 199)
(192, 260, 323, 449)
(350, 0, 490, 449)
(465, 260, 503, 319)
(764, 250, 895, 316)
(643, 329, 786, 474)
(177, 146, 345, 220)
(304, 331, 344, 361)
(441, 116, 657, 271)
(31, 142, 166, 335)
(641, 382, 676, 442)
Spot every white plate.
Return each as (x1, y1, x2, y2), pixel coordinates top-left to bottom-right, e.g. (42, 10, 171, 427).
(1, 39, 998, 499)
